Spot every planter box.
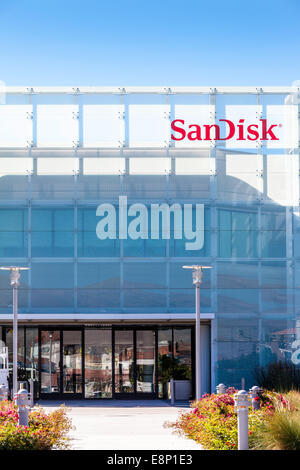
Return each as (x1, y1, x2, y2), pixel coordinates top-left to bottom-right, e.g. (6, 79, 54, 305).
(168, 380, 191, 400)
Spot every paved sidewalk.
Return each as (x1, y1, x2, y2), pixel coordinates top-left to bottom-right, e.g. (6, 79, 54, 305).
(38, 400, 201, 450)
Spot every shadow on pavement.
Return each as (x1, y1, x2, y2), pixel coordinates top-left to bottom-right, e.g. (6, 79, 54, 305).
(36, 399, 191, 408)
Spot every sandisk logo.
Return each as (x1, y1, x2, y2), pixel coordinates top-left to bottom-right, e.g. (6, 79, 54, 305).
(171, 119, 280, 141)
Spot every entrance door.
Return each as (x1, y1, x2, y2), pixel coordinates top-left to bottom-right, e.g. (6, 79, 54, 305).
(40, 329, 83, 399)
(113, 329, 156, 398)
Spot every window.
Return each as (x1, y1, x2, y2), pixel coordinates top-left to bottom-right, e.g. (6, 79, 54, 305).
(77, 262, 120, 308)
(31, 262, 74, 309)
(219, 209, 258, 258)
(31, 208, 74, 257)
(0, 208, 28, 257)
(78, 207, 120, 257)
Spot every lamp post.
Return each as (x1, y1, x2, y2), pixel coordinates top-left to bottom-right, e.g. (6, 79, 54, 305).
(0, 267, 29, 397)
(183, 265, 211, 401)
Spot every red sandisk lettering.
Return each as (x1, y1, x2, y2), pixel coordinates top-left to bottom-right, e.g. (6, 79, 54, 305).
(170, 118, 279, 141)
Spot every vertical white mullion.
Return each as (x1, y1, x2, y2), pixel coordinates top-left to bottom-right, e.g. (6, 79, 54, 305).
(286, 207, 293, 318)
(74, 176, 78, 312)
(165, 89, 171, 313)
(209, 92, 217, 314)
(257, 90, 263, 366)
(74, 90, 78, 313)
(27, 90, 32, 313)
(120, 93, 124, 313)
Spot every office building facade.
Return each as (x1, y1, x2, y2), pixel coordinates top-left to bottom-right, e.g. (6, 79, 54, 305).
(0, 86, 298, 399)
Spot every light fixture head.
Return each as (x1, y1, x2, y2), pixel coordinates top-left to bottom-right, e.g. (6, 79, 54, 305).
(0, 266, 30, 287)
(182, 265, 212, 285)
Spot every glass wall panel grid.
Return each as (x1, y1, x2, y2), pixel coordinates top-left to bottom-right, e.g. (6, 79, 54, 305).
(259, 315, 296, 366)
(0, 105, 33, 148)
(169, 261, 212, 313)
(0, 264, 29, 313)
(78, 205, 120, 258)
(218, 206, 258, 258)
(261, 205, 287, 258)
(31, 206, 74, 257)
(31, 175, 75, 200)
(264, 155, 299, 207)
(0, 176, 29, 201)
(82, 105, 124, 148)
(216, 152, 263, 203)
(0, 207, 28, 257)
(77, 261, 120, 311)
(77, 175, 121, 200)
(123, 261, 167, 311)
(31, 261, 74, 312)
(0, 158, 33, 175)
(36, 105, 79, 148)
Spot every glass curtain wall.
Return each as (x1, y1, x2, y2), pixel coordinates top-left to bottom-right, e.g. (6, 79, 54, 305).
(0, 88, 298, 389)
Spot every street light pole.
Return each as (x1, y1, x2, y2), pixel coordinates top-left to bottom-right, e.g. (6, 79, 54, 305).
(0, 266, 29, 397)
(183, 265, 211, 401)
(12, 273, 19, 398)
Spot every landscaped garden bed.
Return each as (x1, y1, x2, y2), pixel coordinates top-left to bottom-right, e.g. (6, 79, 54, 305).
(0, 400, 73, 450)
(166, 388, 300, 450)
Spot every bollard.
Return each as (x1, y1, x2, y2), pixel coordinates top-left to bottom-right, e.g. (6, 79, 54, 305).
(216, 383, 226, 394)
(234, 390, 250, 450)
(0, 384, 8, 401)
(170, 378, 175, 406)
(14, 384, 30, 426)
(249, 386, 261, 410)
(29, 379, 34, 407)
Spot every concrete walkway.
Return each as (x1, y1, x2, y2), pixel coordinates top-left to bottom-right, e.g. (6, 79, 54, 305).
(38, 400, 201, 450)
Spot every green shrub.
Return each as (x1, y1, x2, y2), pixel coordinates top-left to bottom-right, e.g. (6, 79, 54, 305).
(254, 361, 300, 392)
(165, 388, 279, 450)
(251, 409, 300, 450)
(0, 401, 73, 450)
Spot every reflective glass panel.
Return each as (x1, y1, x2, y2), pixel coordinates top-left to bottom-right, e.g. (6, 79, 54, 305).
(63, 331, 82, 394)
(173, 328, 192, 380)
(85, 329, 112, 398)
(158, 328, 172, 399)
(136, 330, 155, 393)
(5, 327, 24, 371)
(114, 330, 134, 394)
(41, 330, 60, 394)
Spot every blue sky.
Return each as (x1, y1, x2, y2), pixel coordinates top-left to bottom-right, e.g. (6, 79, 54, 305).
(0, 0, 299, 86)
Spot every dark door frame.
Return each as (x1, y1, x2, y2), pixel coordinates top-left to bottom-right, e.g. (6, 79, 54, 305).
(36, 323, 197, 400)
(39, 327, 84, 400)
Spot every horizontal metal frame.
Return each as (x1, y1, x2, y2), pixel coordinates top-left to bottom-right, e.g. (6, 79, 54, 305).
(0, 313, 215, 320)
(3, 86, 300, 94)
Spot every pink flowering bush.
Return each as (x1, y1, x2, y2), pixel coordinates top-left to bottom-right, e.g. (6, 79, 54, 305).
(166, 388, 286, 450)
(0, 401, 73, 450)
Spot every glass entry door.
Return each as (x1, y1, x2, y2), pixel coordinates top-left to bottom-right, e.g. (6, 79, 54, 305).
(113, 329, 156, 398)
(40, 329, 83, 399)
